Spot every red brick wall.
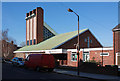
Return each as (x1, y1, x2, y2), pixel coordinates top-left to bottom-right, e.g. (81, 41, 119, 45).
(26, 7, 44, 45)
(113, 31, 120, 53)
(67, 49, 114, 67)
(89, 50, 114, 66)
(36, 7, 44, 44)
(56, 30, 102, 49)
(67, 51, 77, 67)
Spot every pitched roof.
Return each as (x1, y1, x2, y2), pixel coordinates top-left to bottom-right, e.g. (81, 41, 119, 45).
(112, 24, 120, 31)
(16, 28, 88, 52)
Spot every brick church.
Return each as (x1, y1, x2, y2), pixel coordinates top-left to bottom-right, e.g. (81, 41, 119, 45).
(14, 7, 120, 67)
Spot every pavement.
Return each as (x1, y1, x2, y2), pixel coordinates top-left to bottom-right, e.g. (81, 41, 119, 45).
(54, 68, 120, 81)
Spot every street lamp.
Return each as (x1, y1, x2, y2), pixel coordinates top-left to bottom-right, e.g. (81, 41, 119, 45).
(68, 8, 80, 75)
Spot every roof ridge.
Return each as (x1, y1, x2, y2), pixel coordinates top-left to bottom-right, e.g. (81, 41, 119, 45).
(56, 28, 89, 35)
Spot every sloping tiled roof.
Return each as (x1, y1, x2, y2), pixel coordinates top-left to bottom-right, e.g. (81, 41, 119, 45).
(16, 28, 88, 51)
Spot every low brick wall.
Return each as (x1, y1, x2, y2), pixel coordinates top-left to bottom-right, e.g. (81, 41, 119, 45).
(79, 62, 118, 76)
(57, 62, 118, 76)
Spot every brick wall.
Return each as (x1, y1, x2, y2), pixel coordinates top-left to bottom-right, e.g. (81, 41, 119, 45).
(67, 51, 77, 67)
(113, 25, 120, 65)
(2, 40, 17, 60)
(26, 7, 44, 45)
(113, 31, 120, 53)
(89, 50, 114, 66)
(56, 30, 102, 49)
(36, 7, 44, 44)
(67, 48, 114, 67)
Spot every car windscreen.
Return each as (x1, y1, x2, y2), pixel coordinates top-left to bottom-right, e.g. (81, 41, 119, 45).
(18, 58, 23, 61)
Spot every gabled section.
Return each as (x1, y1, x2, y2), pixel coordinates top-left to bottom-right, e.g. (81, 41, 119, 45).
(43, 22, 58, 41)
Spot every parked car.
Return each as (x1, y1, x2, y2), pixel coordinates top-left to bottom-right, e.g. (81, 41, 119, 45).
(12, 57, 24, 67)
(24, 54, 55, 72)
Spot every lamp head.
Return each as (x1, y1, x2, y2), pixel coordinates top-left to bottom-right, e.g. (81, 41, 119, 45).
(68, 8, 73, 12)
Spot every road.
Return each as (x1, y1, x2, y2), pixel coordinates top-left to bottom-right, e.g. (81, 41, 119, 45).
(2, 63, 99, 81)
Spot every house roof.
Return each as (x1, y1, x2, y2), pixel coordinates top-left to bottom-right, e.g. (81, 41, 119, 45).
(15, 28, 88, 52)
(112, 24, 120, 31)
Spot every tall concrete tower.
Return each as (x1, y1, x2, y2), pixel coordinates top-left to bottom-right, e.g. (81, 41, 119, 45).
(25, 7, 57, 45)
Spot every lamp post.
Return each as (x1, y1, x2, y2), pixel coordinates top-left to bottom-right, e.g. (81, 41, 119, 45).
(68, 8, 80, 75)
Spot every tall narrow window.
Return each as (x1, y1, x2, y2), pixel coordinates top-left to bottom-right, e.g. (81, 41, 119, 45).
(27, 41, 29, 45)
(30, 40, 32, 45)
(85, 38, 87, 42)
(34, 39, 36, 45)
(87, 37, 89, 48)
(90, 40, 92, 43)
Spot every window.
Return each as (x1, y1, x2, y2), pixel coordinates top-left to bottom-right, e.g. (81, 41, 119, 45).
(85, 38, 87, 42)
(30, 40, 32, 45)
(90, 40, 92, 43)
(71, 52, 77, 61)
(18, 58, 23, 61)
(27, 41, 29, 45)
(34, 39, 36, 45)
(83, 52, 89, 62)
(26, 56, 29, 61)
(100, 52, 109, 56)
(87, 37, 89, 47)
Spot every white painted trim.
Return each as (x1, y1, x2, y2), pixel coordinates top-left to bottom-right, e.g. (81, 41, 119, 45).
(116, 53, 118, 65)
(14, 47, 113, 54)
(113, 29, 120, 31)
(116, 52, 120, 65)
(67, 47, 113, 52)
(83, 51, 90, 62)
(14, 49, 67, 54)
(100, 52, 109, 56)
(25, 13, 36, 20)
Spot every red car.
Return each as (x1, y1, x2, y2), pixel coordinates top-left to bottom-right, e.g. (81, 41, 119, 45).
(24, 54, 55, 72)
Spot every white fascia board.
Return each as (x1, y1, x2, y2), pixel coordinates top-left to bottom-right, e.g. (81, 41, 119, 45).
(45, 49, 67, 54)
(113, 29, 120, 31)
(14, 50, 45, 53)
(14, 49, 67, 54)
(67, 47, 113, 52)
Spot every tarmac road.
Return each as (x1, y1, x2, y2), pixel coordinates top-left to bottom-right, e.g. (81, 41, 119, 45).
(2, 63, 99, 81)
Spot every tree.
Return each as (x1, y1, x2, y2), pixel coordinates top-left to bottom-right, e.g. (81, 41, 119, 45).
(1, 29, 9, 41)
(1, 29, 16, 44)
(1, 29, 17, 60)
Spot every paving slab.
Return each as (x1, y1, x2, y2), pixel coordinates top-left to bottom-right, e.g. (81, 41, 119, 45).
(54, 69, 120, 81)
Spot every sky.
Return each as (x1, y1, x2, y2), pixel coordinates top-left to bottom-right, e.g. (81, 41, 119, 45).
(2, 2, 118, 47)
